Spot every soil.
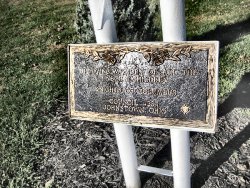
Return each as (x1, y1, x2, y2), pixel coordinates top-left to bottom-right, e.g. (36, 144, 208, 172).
(40, 74, 250, 188)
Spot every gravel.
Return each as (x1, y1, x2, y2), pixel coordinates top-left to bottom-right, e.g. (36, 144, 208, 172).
(40, 104, 250, 188)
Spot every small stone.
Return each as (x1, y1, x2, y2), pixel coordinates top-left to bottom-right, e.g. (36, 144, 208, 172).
(99, 156, 105, 160)
(239, 176, 245, 183)
(79, 164, 86, 168)
(45, 177, 54, 188)
(57, 125, 66, 131)
(78, 138, 84, 142)
(237, 164, 247, 171)
(76, 124, 81, 128)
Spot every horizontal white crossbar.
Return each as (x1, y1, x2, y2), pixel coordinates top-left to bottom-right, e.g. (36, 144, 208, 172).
(138, 165, 173, 177)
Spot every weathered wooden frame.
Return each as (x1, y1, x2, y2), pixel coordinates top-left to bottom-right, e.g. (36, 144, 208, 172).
(68, 42, 219, 133)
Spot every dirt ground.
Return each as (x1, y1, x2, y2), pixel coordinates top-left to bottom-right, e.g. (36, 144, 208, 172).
(40, 73, 250, 187)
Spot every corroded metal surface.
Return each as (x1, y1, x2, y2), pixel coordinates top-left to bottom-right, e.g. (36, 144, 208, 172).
(68, 42, 219, 132)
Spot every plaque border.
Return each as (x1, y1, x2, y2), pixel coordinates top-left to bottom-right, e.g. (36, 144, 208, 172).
(68, 42, 219, 133)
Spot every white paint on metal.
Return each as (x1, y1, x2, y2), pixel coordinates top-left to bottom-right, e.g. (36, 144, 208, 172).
(96, 0, 106, 30)
(88, 1, 141, 187)
(160, 0, 186, 41)
(114, 124, 141, 188)
(170, 129, 191, 188)
(138, 165, 173, 177)
(160, 0, 191, 187)
(88, 0, 117, 43)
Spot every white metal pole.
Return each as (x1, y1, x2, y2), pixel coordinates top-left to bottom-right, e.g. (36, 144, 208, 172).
(88, 1, 141, 187)
(160, 0, 186, 42)
(170, 130, 191, 188)
(114, 124, 141, 188)
(88, 0, 117, 43)
(160, 0, 191, 188)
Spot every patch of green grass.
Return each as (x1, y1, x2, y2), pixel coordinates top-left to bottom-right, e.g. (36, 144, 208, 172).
(152, 0, 250, 100)
(0, 0, 76, 187)
(219, 35, 250, 100)
(185, 0, 250, 101)
(150, 0, 250, 102)
(240, 108, 250, 117)
(186, 0, 250, 37)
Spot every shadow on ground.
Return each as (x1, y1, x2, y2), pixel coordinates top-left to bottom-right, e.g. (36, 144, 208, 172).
(218, 72, 250, 117)
(140, 17, 250, 186)
(140, 142, 172, 187)
(141, 71, 250, 188)
(191, 123, 250, 187)
(191, 17, 250, 48)
(190, 72, 250, 187)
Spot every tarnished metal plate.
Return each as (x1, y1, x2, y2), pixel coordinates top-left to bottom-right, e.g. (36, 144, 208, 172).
(68, 42, 219, 132)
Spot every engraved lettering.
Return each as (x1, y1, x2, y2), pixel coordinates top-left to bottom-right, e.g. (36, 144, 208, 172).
(183, 69, 198, 76)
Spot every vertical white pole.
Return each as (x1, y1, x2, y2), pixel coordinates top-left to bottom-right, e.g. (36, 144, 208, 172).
(88, 1, 141, 187)
(88, 0, 117, 43)
(170, 130, 191, 188)
(114, 124, 141, 188)
(160, 0, 186, 42)
(160, 0, 191, 188)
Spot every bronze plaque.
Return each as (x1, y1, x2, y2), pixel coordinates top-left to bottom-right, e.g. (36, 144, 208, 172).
(68, 42, 219, 132)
